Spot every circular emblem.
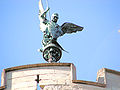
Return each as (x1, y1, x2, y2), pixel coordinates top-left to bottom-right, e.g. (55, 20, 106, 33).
(43, 44, 62, 62)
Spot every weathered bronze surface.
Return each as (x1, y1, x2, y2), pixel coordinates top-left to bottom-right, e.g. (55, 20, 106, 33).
(38, 0, 83, 62)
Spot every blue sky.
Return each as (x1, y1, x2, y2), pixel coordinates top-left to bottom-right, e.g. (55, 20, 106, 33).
(0, 0, 120, 84)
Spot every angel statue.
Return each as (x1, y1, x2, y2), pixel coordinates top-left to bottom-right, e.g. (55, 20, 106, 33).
(38, 0, 83, 63)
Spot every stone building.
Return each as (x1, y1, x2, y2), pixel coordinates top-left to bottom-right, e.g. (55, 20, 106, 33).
(0, 63, 120, 90)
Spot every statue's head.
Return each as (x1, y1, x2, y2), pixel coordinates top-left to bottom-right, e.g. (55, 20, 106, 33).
(51, 13, 59, 23)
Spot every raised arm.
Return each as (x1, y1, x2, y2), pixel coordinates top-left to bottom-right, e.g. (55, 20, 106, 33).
(40, 7, 50, 19)
(39, 0, 50, 24)
(39, 0, 50, 28)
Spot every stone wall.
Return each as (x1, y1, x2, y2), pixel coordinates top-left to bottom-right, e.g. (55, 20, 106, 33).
(97, 68, 120, 90)
(5, 64, 73, 90)
(0, 63, 120, 90)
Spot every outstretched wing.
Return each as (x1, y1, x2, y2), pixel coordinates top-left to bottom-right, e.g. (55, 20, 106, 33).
(39, 0, 45, 15)
(39, 0, 47, 32)
(61, 22, 83, 35)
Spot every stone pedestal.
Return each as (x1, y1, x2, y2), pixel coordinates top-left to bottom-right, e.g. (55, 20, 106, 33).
(1, 63, 76, 90)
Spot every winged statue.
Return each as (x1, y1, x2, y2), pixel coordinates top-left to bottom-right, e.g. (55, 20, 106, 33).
(38, 0, 83, 62)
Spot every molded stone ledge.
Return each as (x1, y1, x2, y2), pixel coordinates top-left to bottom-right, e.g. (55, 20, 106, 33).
(72, 80, 106, 88)
(104, 68, 120, 76)
(5, 63, 72, 72)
